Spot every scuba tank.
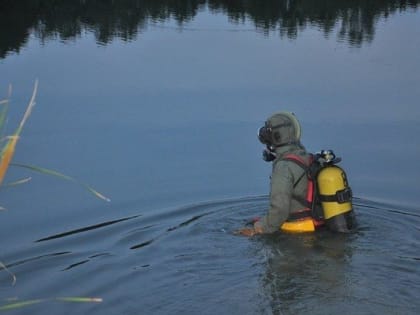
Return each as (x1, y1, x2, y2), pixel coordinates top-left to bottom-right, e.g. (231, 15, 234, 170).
(276, 150, 356, 233)
(315, 150, 356, 232)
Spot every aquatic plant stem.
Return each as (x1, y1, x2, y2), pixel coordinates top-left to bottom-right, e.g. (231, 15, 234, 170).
(0, 80, 38, 185)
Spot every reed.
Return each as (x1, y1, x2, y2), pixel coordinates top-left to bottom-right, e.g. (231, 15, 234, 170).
(0, 81, 110, 202)
(0, 297, 103, 311)
(0, 81, 105, 310)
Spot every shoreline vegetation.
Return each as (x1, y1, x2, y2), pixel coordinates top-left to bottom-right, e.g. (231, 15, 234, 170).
(0, 81, 110, 203)
(0, 82, 106, 310)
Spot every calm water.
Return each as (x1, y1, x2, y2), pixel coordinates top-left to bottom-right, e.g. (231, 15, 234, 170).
(1, 1, 420, 314)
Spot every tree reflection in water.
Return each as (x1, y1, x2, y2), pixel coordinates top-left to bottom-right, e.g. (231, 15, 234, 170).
(0, 0, 419, 58)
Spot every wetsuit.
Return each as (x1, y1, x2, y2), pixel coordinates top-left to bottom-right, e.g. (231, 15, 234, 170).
(256, 144, 311, 233)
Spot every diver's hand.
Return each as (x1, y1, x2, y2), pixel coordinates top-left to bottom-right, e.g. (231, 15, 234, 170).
(236, 223, 263, 236)
(237, 228, 257, 236)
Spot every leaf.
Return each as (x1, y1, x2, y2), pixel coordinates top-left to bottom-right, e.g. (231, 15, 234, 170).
(0, 100, 9, 137)
(55, 297, 103, 303)
(0, 136, 18, 185)
(83, 185, 111, 203)
(15, 80, 37, 137)
(0, 299, 43, 311)
(11, 163, 111, 202)
(0, 261, 16, 286)
(0, 85, 12, 137)
(0, 296, 102, 311)
(3, 177, 32, 187)
(0, 81, 37, 185)
(11, 163, 73, 180)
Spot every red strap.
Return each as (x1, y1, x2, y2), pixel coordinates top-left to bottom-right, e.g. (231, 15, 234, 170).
(283, 153, 313, 204)
(283, 153, 309, 166)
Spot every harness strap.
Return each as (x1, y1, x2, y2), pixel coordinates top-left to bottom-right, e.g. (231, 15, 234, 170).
(286, 209, 312, 221)
(280, 153, 318, 224)
(319, 187, 352, 203)
(292, 171, 306, 189)
(283, 154, 310, 169)
(282, 154, 314, 204)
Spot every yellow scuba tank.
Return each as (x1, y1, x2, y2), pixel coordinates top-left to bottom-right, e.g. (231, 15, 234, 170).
(317, 165, 352, 219)
(316, 150, 356, 232)
(276, 150, 356, 233)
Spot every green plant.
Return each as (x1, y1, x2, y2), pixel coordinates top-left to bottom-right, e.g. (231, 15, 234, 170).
(0, 81, 107, 310)
(0, 80, 110, 203)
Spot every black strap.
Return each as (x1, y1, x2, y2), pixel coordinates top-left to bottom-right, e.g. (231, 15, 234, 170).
(282, 155, 309, 188)
(292, 171, 306, 189)
(286, 209, 312, 221)
(319, 188, 352, 204)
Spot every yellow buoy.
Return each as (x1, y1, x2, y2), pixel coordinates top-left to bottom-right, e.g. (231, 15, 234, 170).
(281, 218, 315, 233)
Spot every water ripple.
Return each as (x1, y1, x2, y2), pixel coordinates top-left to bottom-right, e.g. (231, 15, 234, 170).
(1, 195, 419, 314)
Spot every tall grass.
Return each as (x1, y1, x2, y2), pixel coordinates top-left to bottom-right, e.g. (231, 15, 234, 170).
(0, 81, 110, 202)
(0, 297, 103, 311)
(0, 81, 37, 186)
(0, 81, 106, 310)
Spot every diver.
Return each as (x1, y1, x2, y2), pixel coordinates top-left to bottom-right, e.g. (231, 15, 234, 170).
(238, 112, 356, 236)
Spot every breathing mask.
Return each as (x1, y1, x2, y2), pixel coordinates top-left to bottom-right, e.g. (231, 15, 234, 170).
(258, 122, 274, 146)
(258, 112, 302, 162)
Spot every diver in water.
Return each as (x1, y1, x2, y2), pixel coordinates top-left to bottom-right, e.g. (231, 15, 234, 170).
(239, 112, 355, 236)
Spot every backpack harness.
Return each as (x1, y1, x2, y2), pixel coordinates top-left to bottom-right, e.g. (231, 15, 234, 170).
(282, 153, 325, 228)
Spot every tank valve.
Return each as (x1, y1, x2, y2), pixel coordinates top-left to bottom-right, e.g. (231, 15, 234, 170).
(318, 150, 341, 165)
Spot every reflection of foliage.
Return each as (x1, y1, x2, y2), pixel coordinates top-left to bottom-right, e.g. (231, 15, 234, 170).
(0, 0, 419, 58)
(209, 0, 419, 45)
(31, 0, 205, 44)
(0, 0, 205, 59)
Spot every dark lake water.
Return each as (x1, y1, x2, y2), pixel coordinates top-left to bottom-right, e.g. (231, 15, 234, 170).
(1, 1, 420, 314)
